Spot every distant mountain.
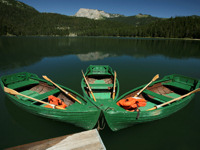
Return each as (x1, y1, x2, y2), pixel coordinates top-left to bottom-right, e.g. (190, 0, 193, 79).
(74, 8, 123, 20)
(74, 8, 161, 26)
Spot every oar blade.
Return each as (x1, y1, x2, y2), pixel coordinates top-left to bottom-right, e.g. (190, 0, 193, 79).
(42, 75, 50, 81)
(134, 74, 159, 97)
(152, 74, 159, 81)
(191, 88, 200, 93)
(81, 70, 85, 75)
(4, 87, 19, 95)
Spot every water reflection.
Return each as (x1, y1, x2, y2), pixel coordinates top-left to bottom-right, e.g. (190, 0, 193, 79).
(0, 37, 200, 70)
(77, 52, 114, 61)
(0, 37, 200, 149)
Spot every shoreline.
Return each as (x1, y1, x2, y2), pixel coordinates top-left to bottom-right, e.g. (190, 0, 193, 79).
(1, 35, 200, 41)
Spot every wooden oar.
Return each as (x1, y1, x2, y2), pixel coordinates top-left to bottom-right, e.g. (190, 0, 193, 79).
(112, 71, 117, 99)
(134, 74, 159, 97)
(81, 70, 96, 102)
(147, 88, 200, 111)
(42, 76, 81, 104)
(4, 87, 65, 110)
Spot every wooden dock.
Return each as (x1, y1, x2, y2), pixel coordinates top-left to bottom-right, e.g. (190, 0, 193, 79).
(6, 129, 106, 150)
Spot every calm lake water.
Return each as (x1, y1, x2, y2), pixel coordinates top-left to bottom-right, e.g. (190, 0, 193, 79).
(0, 37, 200, 149)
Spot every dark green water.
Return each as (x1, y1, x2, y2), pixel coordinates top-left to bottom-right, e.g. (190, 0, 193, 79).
(0, 37, 200, 150)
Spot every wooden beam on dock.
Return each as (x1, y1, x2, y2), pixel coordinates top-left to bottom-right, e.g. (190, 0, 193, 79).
(6, 129, 106, 150)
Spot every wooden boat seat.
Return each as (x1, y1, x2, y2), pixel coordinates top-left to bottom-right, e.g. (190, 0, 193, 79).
(33, 88, 60, 100)
(90, 92, 111, 99)
(89, 84, 113, 89)
(85, 79, 114, 90)
(2, 72, 37, 85)
(17, 90, 40, 100)
(141, 93, 181, 110)
(17, 89, 60, 102)
(88, 66, 111, 75)
(162, 81, 192, 91)
(2, 76, 24, 85)
(174, 76, 195, 86)
(143, 89, 172, 103)
(7, 79, 39, 89)
(165, 93, 181, 98)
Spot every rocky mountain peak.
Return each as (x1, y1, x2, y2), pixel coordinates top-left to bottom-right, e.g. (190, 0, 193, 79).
(74, 8, 122, 20)
(135, 13, 150, 18)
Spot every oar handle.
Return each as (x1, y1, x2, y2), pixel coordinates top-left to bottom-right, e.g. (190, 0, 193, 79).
(112, 92, 116, 100)
(67, 93, 82, 104)
(90, 92, 96, 102)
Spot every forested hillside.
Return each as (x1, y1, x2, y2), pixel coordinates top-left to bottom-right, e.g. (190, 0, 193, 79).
(0, 0, 200, 39)
(81, 16, 200, 38)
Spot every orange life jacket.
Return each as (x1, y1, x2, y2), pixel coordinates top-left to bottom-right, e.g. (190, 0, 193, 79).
(117, 97, 147, 112)
(45, 95, 67, 109)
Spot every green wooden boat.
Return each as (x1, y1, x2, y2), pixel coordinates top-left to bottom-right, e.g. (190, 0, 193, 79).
(81, 65, 120, 110)
(104, 74, 200, 131)
(0, 72, 101, 130)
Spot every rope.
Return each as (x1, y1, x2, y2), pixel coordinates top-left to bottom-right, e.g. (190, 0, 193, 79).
(97, 117, 106, 131)
(104, 107, 114, 111)
(136, 104, 140, 120)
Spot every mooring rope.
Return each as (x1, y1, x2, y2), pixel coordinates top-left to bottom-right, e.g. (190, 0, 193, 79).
(97, 117, 106, 131)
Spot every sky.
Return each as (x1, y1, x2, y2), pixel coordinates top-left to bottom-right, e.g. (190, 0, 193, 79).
(18, 0, 200, 18)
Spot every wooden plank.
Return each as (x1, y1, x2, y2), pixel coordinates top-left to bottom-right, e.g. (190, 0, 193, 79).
(47, 129, 106, 150)
(143, 89, 172, 102)
(5, 129, 106, 150)
(5, 135, 68, 150)
(162, 82, 191, 91)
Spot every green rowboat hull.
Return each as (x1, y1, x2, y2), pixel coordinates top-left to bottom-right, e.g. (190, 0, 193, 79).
(1, 72, 101, 130)
(104, 93, 194, 131)
(104, 74, 200, 131)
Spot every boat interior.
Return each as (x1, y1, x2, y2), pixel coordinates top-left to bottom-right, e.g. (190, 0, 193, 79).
(119, 81, 193, 111)
(2, 75, 75, 107)
(84, 75, 116, 99)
